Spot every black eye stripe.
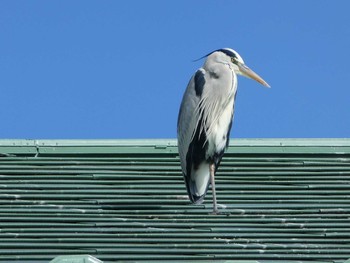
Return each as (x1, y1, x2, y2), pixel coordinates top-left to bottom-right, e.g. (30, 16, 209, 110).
(218, 49, 237, 59)
(195, 48, 239, 62)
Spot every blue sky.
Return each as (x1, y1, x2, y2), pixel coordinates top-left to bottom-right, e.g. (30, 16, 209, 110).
(1, 1, 349, 139)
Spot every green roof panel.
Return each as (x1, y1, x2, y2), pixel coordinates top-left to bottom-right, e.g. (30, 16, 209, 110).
(0, 139, 349, 262)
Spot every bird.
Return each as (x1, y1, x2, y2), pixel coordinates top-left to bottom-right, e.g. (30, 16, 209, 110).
(177, 48, 270, 214)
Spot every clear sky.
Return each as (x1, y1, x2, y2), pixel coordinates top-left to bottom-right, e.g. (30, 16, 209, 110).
(1, 1, 349, 139)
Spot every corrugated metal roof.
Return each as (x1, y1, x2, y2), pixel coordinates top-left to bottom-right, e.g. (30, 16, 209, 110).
(0, 139, 349, 263)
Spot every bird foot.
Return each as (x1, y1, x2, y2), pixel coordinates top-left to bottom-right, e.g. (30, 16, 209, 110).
(210, 204, 227, 215)
(210, 209, 220, 215)
(217, 203, 227, 209)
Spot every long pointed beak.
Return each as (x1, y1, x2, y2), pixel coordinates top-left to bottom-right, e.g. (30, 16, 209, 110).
(238, 63, 270, 88)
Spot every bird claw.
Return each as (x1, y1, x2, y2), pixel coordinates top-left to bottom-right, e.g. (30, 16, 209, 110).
(210, 209, 220, 215)
(217, 203, 227, 209)
(210, 203, 226, 215)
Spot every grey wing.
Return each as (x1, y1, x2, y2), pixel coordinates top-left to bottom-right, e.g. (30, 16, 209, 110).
(177, 69, 205, 173)
(177, 69, 210, 203)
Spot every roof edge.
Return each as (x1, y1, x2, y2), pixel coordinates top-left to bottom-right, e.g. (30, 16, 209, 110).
(0, 138, 349, 147)
(0, 138, 350, 156)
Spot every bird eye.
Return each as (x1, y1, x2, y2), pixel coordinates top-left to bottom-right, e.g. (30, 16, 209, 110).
(231, 57, 236, 63)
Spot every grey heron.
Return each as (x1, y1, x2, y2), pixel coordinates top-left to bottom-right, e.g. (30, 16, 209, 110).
(177, 48, 270, 214)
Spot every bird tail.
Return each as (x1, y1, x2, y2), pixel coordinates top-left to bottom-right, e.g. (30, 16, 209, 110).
(184, 174, 207, 204)
(183, 162, 211, 204)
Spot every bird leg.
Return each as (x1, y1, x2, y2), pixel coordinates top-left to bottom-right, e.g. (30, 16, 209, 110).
(210, 162, 218, 214)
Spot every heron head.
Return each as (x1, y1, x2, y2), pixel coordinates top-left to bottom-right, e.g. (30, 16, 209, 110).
(215, 48, 270, 88)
